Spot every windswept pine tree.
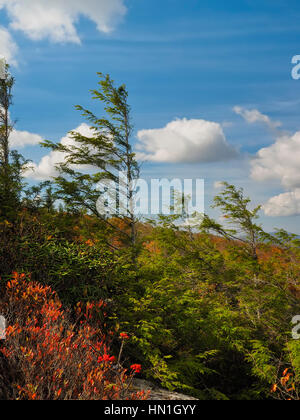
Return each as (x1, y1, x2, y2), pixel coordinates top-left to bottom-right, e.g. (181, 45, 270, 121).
(42, 73, 140, 250)
(202, 182, 263, 261)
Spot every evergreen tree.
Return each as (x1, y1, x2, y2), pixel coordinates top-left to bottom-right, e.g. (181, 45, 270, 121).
(23, 181, 57, 213)
(202, 182, 263, 261)
(0, 65, 28, 220)
(42, 73, 140, 249)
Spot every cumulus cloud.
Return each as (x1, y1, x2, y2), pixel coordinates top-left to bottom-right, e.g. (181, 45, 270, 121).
(0, 110, 42, 148)
(25, 123, 94, 181)
(136, 118, 238, 164)
(233, 106, 282, 131)
(251, 131, 300, 190)
(251, 131, 300, 216)
(233, 106, 300, 217)
(0, 26, 18, 65)
(0, 0, 127, 44)
(10, 129, 43, 148)
(263, 189, 300, 217)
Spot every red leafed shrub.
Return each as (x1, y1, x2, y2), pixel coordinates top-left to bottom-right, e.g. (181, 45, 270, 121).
(0, 273, 148, 400)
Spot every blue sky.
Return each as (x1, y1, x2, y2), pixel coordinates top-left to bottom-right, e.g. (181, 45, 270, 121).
(1, 0, 300, 232)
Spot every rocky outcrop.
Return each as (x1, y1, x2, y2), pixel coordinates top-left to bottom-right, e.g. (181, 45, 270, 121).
(132, 379, 198, 400)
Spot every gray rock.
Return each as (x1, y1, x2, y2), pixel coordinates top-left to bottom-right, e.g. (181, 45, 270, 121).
(132, 379, 198, 400)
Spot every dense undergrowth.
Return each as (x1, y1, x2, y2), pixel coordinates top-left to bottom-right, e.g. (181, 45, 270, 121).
(0, 271, 146, 400)
(0, 205, 300, 400)
(1, 69, 300, 400)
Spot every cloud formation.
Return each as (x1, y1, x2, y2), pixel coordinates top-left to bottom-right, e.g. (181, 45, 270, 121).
(233, 106, 282, 131)
(10, 129, 43, 148)
(25, 123, 94, 181)
(136, 118, 238, 164)
(0, 0, 126, 44)
(251, 131, 300, 216)
(251, 132, 300, 190)
(0, 26, 18, 65)
(232, 106, 300, 217)
(262, 189, 300, 217)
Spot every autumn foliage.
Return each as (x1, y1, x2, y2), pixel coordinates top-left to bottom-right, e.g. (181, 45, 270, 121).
(271, 367, 300, 400)
(0, 273, 147, 400)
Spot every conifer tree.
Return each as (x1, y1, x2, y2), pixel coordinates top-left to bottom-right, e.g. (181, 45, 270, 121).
(0, 64, 28, 220)
(202, 182, 263, 260)
(42, 73, 140, 248)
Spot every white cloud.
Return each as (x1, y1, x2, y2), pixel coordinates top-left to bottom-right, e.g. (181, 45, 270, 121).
(10, 129, 43, 148)
(25, 123, 94, 181)
(251, 131, 300, 190)
(0, 26, 18, 65)
(0, 0, 127, 44)
(251, 131, 300, 216)
(233, 106, 282, 130)
(263, 189, 300, 217)
(233, 106, 300, 216)
(136, 118, 238, 163)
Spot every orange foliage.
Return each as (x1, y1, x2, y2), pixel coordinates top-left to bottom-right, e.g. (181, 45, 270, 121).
(108, 217, 131, 249)
(143, 240, 161, 255)
(0, 273, 148, 400)
(271, 368, 298, 400)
